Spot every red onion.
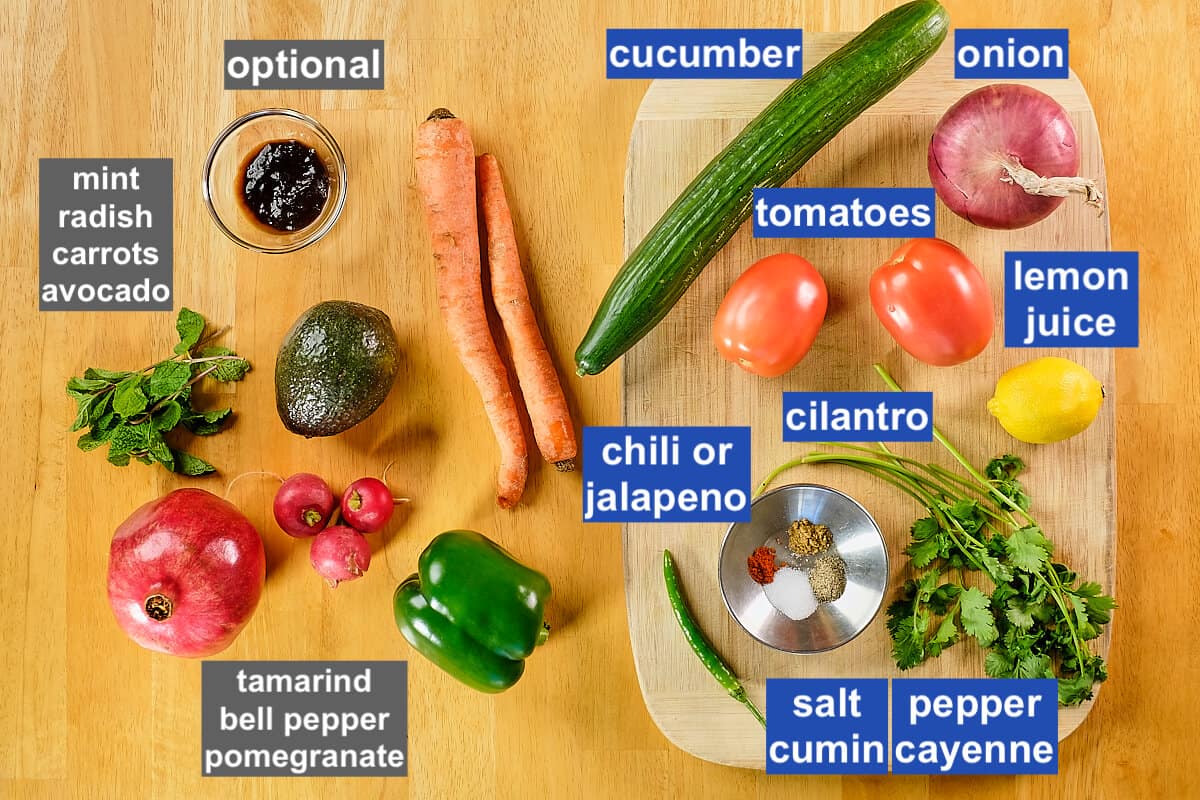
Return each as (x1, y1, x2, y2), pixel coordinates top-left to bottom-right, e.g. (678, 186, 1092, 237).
(107, 488, 265, 658)
(928, 84, 1103, 229)
(310, 525, 371, 587)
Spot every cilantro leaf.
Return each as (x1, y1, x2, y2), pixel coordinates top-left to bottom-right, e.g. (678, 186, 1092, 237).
(926, 610, 960, 658)
(174, 308, 206, 354)
(905, 536, 943, 568)
(986, 454, 1025, 481)
(1017, 653, 1055, 679)
(1058, 671, 1097, 705)
(984, 651, 1014, 677)
(1006, 525, 1053, 572)
(959, 587, 998, 647)
(1004, 597, 1037, 630)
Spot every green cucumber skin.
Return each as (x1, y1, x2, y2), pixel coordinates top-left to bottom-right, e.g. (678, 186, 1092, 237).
(575, 0, 949, 376)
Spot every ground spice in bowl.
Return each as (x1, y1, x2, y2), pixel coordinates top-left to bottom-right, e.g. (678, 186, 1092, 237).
(787, 518, 833, 556)
(809, 553, 847, 602)
(747, 546, 781, 584)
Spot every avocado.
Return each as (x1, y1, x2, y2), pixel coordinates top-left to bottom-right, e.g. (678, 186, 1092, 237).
(275, 301, 399, 437)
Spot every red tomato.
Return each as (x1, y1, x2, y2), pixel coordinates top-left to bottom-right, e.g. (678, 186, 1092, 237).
(869, 238, 994, 367)
(713, 253, 828, 377)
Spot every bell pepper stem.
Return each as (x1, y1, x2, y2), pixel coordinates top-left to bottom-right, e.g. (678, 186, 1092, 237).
(536, 621, 551, 647)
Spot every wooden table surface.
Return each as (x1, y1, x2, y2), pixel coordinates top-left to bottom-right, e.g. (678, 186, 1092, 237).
(2, 1, 1195, 798)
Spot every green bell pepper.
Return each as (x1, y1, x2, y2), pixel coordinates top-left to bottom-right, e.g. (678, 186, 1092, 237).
(392, 529, 551, 693)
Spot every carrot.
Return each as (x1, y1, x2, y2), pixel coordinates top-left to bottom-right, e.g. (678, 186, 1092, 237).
(477, 154, 578, 472)
(414, 109, 528, 508)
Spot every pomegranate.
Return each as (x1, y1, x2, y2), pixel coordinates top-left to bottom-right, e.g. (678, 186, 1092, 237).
(107, 488, 266, 657)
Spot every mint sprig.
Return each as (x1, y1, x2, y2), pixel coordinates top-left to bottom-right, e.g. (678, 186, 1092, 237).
(66, 308, 251, 475)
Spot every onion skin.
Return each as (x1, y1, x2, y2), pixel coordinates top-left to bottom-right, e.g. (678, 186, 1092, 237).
(928, 84, 1080, 229)
(107, 488, 266, 658)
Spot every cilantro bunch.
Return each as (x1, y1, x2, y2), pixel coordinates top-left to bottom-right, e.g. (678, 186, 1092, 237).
(755, 364, 1115, 706)
(66, 308, 250, 475)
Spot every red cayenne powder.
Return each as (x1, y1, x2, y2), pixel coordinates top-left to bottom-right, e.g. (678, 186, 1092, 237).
(747, 546, 780, 584)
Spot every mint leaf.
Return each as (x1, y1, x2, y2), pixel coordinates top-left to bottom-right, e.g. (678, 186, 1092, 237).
(112, 377, 148, 417)
(75, 431, 106, 451)
(83, 367, 131, 382)
(148, 361, 192, 399)
(66, 376, 111, 394)
(108, 423, 146, 455)
(171, 449, 215, 476)
(198, 345, 233, 358)
(174, 308, 205, 354)
(211, 357, 251, 383)
(70, 392, 109, 432)
(959, 587, 998, 647)
(182, 407, 232, 436)
(1006, 525, 1053, 572)
(153, 400, 183, 431)
(148, 440, 174, 468)
(106, 447, 131, 467)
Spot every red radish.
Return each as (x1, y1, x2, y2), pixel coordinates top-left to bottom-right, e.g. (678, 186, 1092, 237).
(928, 84, 1103, 230)
(310, 525, 371, 587)
(273, 473, 335, 537)
(107, 488, 265, 658)
(340, 477, 397, 533)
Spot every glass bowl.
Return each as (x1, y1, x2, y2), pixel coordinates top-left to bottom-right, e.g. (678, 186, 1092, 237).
(719, 483, 889, 654)
(202, 108, 347, 254)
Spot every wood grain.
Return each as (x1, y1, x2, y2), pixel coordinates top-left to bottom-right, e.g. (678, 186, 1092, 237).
(624, 34, 1111, 768)
(0, 0, 1195, 798)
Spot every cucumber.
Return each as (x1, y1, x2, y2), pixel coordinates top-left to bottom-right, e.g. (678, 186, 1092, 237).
(575, 0, 949, 376)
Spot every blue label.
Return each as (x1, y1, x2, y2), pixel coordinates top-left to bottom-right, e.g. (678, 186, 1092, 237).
(1004, 251, 1138, 347)
(766, 679, 888, 774)
(954, 29, 1069, 79)
(582, 426, 750, 523)
(783, 392, 933, 442)
(891, 679, 1058, 775)
(606, 29, 803, 79)
(753, 188, 935, 238)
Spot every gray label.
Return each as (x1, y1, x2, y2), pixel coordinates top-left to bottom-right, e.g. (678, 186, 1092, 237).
(39, 158, 173, 311)
(201, 661, 408, 777)
(225, 40, 385, 89)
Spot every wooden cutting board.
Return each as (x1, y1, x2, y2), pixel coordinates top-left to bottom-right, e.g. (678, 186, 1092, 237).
(621, 35, 1114, 769)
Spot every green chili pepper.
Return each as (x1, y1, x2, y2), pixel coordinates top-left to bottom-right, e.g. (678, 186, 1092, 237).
(393, 530, 551, 693)
(662, 549, 766, 727)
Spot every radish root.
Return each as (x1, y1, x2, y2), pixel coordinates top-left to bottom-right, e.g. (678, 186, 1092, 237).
(380, 460, 412, 506)
(1000, 158, 1104, 215)
(224, 470, 283, 501)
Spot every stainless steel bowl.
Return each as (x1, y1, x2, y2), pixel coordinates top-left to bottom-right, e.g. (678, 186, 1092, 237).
(719, 483, 888, 653)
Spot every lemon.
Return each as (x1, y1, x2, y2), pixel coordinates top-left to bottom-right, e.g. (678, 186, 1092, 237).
(987, 357, 1103, 444)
